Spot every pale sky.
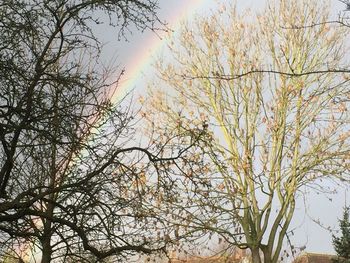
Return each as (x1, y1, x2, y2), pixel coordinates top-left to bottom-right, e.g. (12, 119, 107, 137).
(97, 0, 349, 260)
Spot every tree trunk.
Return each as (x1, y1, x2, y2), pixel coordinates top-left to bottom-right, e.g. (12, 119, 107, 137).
(41, 234, 52, 263)
(262, 245, 272, 263)
(41, 201, 54, 263)
(251, 247, 262, 263)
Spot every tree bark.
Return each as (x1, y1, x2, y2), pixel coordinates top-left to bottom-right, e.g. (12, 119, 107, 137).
(262, 245, 272, 263)
(41, 197, 54, 263)
(251, 247, 262, 263)
(41, 233, 52, 263)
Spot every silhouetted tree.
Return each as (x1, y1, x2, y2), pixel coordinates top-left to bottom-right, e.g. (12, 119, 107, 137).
(0, 1, 203, 262)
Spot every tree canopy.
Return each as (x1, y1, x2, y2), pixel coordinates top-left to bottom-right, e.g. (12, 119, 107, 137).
(144, 0, 350, 262)
(0, 0, 204, 262)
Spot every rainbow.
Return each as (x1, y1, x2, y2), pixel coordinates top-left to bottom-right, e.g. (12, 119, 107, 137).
(10, 2, 210, 262)
(74, 0, 210, 161)
(109, 0, 208, 105)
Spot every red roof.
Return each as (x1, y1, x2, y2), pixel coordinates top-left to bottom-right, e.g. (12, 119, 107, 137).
(293, 252, 336, 263)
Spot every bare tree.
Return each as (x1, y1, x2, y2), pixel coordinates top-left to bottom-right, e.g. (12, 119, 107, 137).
(0, 0, 204, 262)
(144, 0, 350, 262)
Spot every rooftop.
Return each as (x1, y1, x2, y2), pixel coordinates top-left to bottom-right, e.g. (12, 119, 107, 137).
(293, 252, 336, 263)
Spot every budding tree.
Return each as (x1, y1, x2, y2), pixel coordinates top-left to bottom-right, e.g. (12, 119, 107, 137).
(144, 0, 350, 262)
